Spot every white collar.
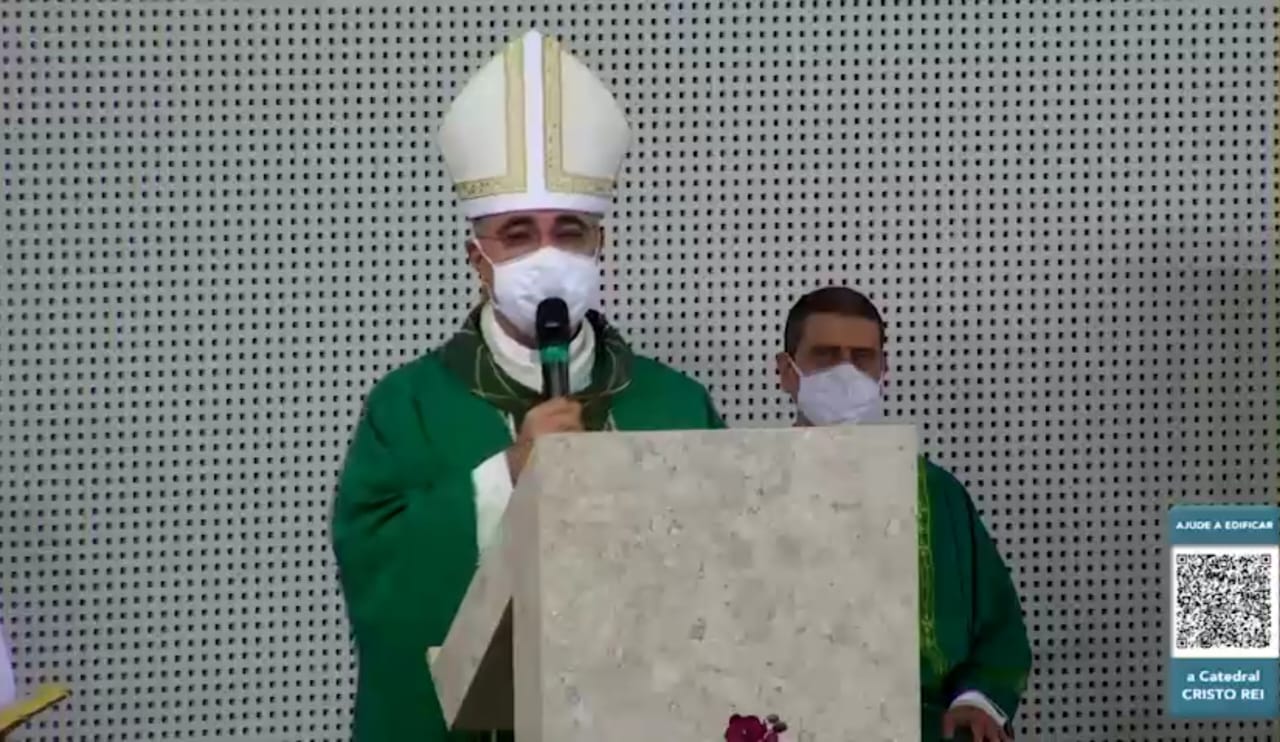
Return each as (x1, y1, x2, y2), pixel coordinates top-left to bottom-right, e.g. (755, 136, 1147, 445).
(480, 302, 595, 394)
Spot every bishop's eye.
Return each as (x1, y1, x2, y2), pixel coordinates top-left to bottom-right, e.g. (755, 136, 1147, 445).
(555, 228, 591, 249)
(499, 230, 537, 250)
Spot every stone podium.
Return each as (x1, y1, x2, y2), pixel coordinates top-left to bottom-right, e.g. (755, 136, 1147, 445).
(429, 426, 921, 740)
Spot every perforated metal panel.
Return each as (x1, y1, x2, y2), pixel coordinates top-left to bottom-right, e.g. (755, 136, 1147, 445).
(1, 1, 1276, 740)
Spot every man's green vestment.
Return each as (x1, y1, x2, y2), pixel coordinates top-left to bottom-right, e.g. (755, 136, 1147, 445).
(332, 309, 724, 741)
(917, 460, 1032, 740)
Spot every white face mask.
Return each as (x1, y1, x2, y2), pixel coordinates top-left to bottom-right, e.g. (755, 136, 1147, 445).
(476, 242, 601, 339)
(790, 358, 884, 426)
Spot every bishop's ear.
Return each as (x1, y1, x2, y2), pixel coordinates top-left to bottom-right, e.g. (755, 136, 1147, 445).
(465, 239, 492, 286)
(776, 352, 799, 398)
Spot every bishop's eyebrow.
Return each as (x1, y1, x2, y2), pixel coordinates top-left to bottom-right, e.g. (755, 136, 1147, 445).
(554, 215, 590, 230)
(496, 217, 536, 233)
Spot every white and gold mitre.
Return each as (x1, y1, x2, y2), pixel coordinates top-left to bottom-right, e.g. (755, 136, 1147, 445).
(436, 30, 632, 219)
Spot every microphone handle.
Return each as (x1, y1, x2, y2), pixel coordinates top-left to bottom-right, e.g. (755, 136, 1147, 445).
(542, 361, 570, 399)
(540, 344, 570, 399)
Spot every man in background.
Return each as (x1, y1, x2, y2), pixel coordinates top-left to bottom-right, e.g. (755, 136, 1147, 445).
(0, 618, 13, 711)
(330, 30, 724, 742)
(775, 286, 1032, 742)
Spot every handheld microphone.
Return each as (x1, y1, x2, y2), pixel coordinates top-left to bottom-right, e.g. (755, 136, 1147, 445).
(535, 298, 572, 399)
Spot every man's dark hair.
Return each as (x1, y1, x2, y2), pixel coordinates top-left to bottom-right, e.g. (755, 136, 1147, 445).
(783, 286, 887, 356)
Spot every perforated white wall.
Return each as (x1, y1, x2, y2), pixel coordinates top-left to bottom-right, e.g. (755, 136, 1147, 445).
(1, 1, 1275, 740)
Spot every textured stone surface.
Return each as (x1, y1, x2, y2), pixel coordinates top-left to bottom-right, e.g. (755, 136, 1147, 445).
(510, 426, 920, 742)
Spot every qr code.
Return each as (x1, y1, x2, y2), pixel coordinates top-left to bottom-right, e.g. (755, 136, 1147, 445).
(1173, 549, 1278, 657)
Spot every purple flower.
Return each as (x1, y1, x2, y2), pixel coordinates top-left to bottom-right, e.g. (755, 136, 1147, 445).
(725, 714, 768, 741)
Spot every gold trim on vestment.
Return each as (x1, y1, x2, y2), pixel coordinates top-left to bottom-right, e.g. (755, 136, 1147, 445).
(542, 36, 616, 196)
(918, 460, 948, 680)
(454, 38, 528, 200)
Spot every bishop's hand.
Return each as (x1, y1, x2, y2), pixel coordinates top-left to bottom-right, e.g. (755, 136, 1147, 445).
(941, 705, 1010, 742)
(505, 397, 583, 481)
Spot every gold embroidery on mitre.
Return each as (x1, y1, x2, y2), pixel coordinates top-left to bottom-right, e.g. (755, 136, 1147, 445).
(454, 37, 529, 200)
(541, 36, 617, 196)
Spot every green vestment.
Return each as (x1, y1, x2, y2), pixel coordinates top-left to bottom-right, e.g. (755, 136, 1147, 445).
(917, 459, 1032, 741)
(331, 309, 725, 742)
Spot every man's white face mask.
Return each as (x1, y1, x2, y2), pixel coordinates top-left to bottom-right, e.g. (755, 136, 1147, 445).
(0, 616, 14, 707)
(789, 357, 884, 426)
(475, 241, 601, 339)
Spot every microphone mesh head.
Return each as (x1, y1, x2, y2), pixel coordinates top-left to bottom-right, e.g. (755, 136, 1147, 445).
(535, 297, 572, 348)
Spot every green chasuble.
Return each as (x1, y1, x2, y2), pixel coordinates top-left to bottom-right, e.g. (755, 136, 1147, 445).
(331, 308, 725, 742)
(917, 459, 1032, 741)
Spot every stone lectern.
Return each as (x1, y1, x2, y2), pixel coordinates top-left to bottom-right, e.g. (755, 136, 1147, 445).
(429, 426, 921, 741)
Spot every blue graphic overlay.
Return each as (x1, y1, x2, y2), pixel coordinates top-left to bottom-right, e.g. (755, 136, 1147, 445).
(1169, 660, 1278, 719)
(1167, 505, 1279, 719)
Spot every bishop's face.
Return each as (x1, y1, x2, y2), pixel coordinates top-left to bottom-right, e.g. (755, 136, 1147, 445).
(464, 210, 606, 344)
(466, 210, 603, 286)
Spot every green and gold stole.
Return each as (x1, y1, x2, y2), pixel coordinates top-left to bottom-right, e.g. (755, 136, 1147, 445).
(437, 304, 633, 432)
